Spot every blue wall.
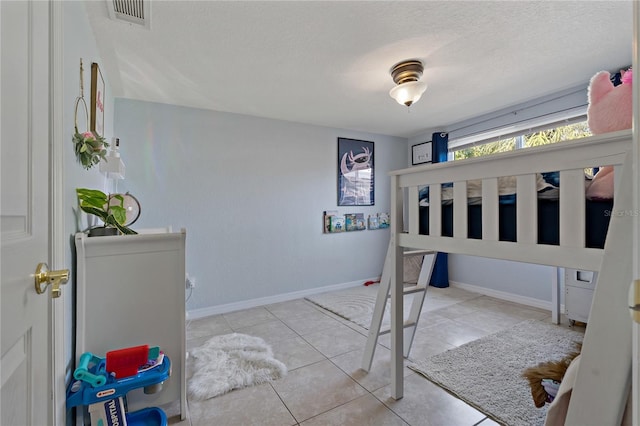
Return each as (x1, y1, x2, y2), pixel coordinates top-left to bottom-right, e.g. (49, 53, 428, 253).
(114, 99, 407, 314)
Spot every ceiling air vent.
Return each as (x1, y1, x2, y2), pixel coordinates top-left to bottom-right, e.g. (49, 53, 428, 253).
(106, 0, 151, 30)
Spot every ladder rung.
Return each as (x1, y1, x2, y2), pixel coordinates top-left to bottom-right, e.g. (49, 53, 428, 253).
(378, 320, 417, 336)
(402, 249, 435, 257)
(386, 284, 426, 297)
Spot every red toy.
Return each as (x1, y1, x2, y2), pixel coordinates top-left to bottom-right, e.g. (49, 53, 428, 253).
(106, 344, 149, 378)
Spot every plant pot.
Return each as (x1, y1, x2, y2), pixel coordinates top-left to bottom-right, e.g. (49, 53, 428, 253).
(88, 227, 119, 237)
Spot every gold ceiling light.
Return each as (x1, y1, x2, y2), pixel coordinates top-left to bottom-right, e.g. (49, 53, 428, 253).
(389, 59, 428, 107)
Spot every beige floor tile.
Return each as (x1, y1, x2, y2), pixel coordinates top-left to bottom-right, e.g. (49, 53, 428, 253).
(234, 318, 298, 343)
(419, 318, 491, 348)
(184, 289, 555, 426)
(281, 309, 344, 335)
(186, 336, 211, 354)
(300, 394, 409, 426)
(302, 322, 368, 358)
(271, 359, 368, 422)
(405, 331, 456, 362)
(161, 399, 190, 425)
(498, 303, 550, 321)
(167, 415, 191, 426)
(453, 310, 527, 334)
(427, 286, 481, 302)
(460, 295, 513, 312)
(223, 306, 278, 329)
(431, 301, 481, 319)
(477, 416, 501, 425)
(271, 335, 326, 371)
(188, 382, 296, 426)
(330, 346, 414, 392)
(186, 314, 232, 341)
(372, 374, 486, 426)
(265, 299, 326, 320)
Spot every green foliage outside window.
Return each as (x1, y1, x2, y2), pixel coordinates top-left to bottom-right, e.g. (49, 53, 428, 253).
(454, 138, 516, 160)
(453, 121, 592, 160)
(523, 122, 591, 147)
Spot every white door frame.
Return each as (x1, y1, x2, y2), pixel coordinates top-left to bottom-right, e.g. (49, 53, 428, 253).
(50, 1, 67, 424)
(632, 2, 640, 424)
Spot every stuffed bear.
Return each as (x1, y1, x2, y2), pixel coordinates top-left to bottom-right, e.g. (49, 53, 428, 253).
(585, 68, 632, 200)
(521, 343, 582, 408)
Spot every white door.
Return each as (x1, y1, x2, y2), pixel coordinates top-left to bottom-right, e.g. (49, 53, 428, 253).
(1, 1, 53, 425)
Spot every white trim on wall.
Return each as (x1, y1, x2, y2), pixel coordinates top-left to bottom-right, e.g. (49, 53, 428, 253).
(449, 280, 562, 313)
(186, 277, 378, 320)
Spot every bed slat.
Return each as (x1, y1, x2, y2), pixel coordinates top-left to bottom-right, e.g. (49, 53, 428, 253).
(453, 181, 468, 239)
(560, 169, 586, 247)
(516, 174, 538, 244)
(408, 186, 419, 235)
(482, 178, 499, 241)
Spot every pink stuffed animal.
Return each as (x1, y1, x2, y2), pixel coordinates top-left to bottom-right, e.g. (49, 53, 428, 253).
(586, 69, 632, 200)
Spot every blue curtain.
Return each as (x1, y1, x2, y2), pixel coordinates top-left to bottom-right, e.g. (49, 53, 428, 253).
(429, 132, 449, 288)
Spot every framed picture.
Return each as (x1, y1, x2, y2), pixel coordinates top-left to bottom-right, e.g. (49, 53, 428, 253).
(412, 141, 432, 165)
(90, 62, 105, 137)
(337, 137, 374, 206)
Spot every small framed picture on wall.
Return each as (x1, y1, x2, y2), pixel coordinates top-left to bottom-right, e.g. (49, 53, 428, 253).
(90, 62, 105, 137)
(412, 141, 432, 165)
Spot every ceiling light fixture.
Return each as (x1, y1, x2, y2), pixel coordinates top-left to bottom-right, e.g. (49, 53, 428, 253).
(389, 59, 427, 107)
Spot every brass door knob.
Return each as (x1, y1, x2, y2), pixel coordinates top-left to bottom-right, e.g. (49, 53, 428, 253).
(34, 263, 69, 298)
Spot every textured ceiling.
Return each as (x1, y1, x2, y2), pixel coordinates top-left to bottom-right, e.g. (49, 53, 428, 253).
(85, 1, 632, 138)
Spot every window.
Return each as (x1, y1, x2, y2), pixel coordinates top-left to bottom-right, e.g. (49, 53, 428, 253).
(451, 119, 592, 161)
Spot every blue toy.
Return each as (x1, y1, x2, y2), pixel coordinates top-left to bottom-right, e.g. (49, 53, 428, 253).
(67, 350, 170, 426)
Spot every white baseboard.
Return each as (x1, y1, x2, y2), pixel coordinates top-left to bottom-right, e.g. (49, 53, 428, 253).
(449, 280, 565, 313)
(187, 277, 378, 320)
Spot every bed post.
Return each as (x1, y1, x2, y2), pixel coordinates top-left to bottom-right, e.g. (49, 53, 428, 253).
(632, 1, 640, 423)
(565, 152, 633, 424)
(390, 174, 404, 400)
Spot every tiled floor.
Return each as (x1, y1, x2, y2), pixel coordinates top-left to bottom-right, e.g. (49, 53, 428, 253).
(167, 286, 573, 426)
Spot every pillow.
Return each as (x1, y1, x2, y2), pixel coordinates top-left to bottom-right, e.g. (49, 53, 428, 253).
(586, 166, 614, 200)
(419, 173, 553, 202)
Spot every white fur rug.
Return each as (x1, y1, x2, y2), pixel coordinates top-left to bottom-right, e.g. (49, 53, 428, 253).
(188, 333, 287, 400)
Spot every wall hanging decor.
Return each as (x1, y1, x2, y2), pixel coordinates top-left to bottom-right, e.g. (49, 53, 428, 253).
(337, 137, 374, 206)
(73, 59, 108, 170)
(90, 62, 105, 137)
(412, 141, 432, 165)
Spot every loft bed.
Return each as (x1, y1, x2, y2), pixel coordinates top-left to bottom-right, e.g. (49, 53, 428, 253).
(387, 129, 634, 424)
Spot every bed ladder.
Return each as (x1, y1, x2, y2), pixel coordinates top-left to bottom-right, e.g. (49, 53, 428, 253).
(361, 243, 437, 372)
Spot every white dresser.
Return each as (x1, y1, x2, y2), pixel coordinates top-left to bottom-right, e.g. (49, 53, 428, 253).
(74, 230, 186, 420)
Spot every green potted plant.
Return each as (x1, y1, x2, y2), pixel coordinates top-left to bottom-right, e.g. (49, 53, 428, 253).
(76, 188, 138, 236)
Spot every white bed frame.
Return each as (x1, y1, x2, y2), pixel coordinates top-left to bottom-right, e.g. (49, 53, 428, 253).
(388, 128, 635, 424)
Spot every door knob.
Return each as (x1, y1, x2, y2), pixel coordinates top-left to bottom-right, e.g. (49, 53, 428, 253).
(34, 263, 69, 298)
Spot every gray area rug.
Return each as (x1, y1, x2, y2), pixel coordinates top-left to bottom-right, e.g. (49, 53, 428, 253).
(305, 284, 379, 329)
(409, 320, 584, 426)
(305, 283, 413, 329)
(305, 257, 424, 328)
